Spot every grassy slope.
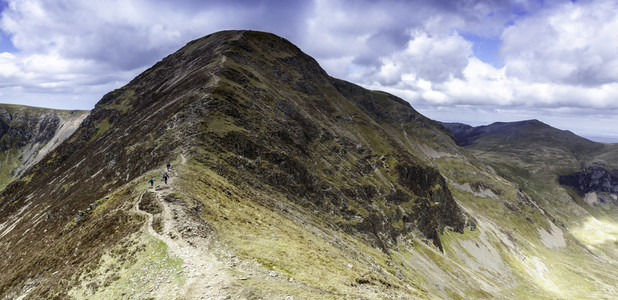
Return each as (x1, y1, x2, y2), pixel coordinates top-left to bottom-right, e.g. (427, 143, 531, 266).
(468, 127, 618, 248)
(438, 122, 618, 298)
(375, 118, 617, 298)
(70, 151, 616, 299)
(178, 160, 424, 298)
(0, 149, 20, 191)
(435, 155, 618, 299)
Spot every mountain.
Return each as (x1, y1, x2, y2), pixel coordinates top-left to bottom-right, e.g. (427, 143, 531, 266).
(0, 104, 88, 190)
(443, 119, 601, 150)
(1, 30, 617, 299)
(443, 119, 618, 263)
(442, 119, 618, 199)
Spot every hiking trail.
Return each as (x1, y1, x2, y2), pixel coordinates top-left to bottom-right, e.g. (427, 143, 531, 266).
(133, 154, 234, 299)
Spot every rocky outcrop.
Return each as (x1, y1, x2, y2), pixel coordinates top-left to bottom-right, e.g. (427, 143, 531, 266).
(559, 166, 618, 199)
(0, 105, 88, 189)
(0, 109, 59, 151)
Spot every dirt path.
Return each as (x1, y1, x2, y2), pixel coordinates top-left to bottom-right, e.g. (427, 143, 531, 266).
(133, 156, 234, 299)
(208, 55, 226, 87)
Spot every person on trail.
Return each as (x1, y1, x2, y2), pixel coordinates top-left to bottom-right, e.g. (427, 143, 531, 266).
(149, 177, 154, 187)
(163, 172, 169, 184)
(167, 162, 171, 171)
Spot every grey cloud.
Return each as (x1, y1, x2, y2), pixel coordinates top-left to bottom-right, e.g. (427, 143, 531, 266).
(63, 24, 163, 71)
(2, 0, 313, 71)
(352, 30, 410, 66)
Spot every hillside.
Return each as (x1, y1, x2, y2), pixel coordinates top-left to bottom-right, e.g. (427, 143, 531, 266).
(0, 30, 617, 299)
(442, 119, 618, 201)
(443, 120, 618, 265)
(0, 104, 88, 190)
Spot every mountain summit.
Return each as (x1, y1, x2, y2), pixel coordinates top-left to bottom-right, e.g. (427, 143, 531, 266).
(1, 31, 617, 299)
(0, 30, 471, 298)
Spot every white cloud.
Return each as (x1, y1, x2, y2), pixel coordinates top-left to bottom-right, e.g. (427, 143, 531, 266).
(345, 0, 618, 143)
(1, 0, 203, 69)
(501, 0, 618, 85)
(0, 52, 19, 77)
(349, 30, 473, 89)
(0, 0, 224, 108)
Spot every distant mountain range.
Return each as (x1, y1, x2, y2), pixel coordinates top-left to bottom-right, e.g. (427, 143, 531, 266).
(0, 31, 616, 299)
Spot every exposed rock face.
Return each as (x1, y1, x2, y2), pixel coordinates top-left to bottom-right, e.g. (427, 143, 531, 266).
(0, 109, 59, 151)
(559, 166, 618, 198)
(0, 105, 88, 189)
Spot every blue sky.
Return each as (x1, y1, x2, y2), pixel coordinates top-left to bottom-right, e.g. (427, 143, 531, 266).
(0, 0, 617, 142)
(462, 33, 504, 68)
(0, 32, 15, 52)
(0, 2, 13, 52)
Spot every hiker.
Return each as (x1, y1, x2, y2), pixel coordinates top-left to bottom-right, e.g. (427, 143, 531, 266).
(149, 177, 154, 187)
(163, 172, 169, 184)
(167, 162, 171, 171)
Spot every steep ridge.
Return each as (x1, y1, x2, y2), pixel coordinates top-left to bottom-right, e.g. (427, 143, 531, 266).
(0, 31, 616, 299)
(0, 31, 241, 298)
(0, 104, 88, 190)
(0, 30, 471, 299)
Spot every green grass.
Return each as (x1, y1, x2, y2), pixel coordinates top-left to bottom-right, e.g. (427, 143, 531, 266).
(176, 159, 420, 298)
(204, 112, 247, 134)
(69, 236, 184, 299)
(431, 141, 618, 299)
(0, 148, 21, 190)
(90, 118, 112, 141)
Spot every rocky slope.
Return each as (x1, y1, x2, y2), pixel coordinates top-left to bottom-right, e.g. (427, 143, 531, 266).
(0, 104, 88, 190)
(559, 166, 618, 202)
(0, 31, 616, 299)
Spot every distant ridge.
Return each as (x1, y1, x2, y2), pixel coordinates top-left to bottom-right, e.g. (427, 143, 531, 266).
(441, 119, 600, 151)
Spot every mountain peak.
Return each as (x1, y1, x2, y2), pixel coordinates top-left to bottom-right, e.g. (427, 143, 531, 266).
(0, 30, 476, 298)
